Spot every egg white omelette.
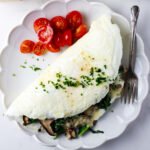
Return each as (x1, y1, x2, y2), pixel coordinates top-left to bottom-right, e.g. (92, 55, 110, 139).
(7, 14, 122, 120)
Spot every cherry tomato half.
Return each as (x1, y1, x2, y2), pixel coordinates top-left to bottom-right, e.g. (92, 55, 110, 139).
(34, 18, 51, 33)
(47, 42, 60, 53)
(66, 11, 82, 30)
(73, 24, 87, 38)
(37, 25, 54, 44)
(54, 32, 65, 47)
(63, 29, 72, 46)
(20, 40, 35, 53)
(51, 16, 67, 31)
(33, 42, 47, 56)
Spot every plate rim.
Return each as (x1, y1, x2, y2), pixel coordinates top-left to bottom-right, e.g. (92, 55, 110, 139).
(0, 0, 149, 149)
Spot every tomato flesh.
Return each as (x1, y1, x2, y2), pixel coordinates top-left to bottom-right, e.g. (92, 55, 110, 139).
(51, 16, 67, 31)
(63, 29, 72, 46)
(37, 25, 54, 44)
(33, 42, 47, 56)
(66, 11, 82, 30)
(47, 42, 60, 53)
(54, 32, 65, 47)
(73, 24, 87, 38)
(20, 40, 35, 53)
(34, 18, 51, 33)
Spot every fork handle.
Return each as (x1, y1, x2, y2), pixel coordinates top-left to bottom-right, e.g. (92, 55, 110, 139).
(129, 6, 140, 70)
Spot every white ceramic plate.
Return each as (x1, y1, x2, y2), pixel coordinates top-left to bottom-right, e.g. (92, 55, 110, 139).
(0, 0, 149, 149)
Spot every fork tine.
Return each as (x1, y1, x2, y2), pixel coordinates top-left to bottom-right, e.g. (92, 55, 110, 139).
(124, 83, 129, 104)
(132, 83, 136, 103)
(135, 80, 138, 100)
(128, 83, 133, 104)
(121, 85, 125, 103)
(132, 79, 138, 103)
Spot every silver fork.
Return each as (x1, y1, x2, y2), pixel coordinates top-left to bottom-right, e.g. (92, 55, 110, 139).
(121, 6, 139, 104)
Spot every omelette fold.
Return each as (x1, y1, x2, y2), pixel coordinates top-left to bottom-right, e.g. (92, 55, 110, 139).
(7, 14, 122, 121)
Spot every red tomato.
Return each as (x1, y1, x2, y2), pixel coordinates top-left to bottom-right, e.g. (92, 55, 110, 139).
(34, 18, 51, 33)
(37, 25, 54, 44)
(66, 11, 82, 30)
(20, 40, 35, 53)
(63, 29, 72, 46)
(73, 24, 87, 38)
(47, 42, 60, 53)
(54, 32, 65, 47)
(51, 16, 67, 31)
(33, 42, 47, 56)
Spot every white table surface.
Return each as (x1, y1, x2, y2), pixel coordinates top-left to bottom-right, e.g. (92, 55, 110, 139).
(0, 0, 150, 150)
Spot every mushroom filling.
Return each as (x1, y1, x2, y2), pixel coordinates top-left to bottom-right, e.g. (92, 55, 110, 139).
(22, 67, 125, 139)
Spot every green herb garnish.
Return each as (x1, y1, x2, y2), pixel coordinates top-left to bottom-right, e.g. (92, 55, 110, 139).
(29, 66, 33, 69)
(40, 82, 45, 88)
(56, 72, 62, 78)
(89, 128, 104, 134)
(20, 65, 26, 68)
(104, 65, 107, 69)
(119, 66, 124, 73)
(90, 67, 94, 76)
(12, 73, 16, 77)
(78, 125, 90, 136)
(96, 94, 111, 110)
(34, 67, 41, 71)
(52, 119, 66, 139)
(102, 72, 105, 75)
(29, 118, 38, 123)
(95, 77, 106, 86)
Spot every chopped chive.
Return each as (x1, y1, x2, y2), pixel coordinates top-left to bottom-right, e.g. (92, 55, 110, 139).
(34, 67, 41, 71)
(12, 73, 16, 77)
(20, 65, 26, 68)
(40, 82, 45, 88)
(29, 66, 33, 69)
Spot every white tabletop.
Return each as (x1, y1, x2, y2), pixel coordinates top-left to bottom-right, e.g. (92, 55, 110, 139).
(0, 0, 150, 150)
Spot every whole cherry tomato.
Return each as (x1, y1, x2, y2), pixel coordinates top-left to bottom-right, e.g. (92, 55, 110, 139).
(66, 11, 82, 30)
(34, 18, 51, 33)
(73, 24, 87, 38)
(46, 42, 60, 53)
(63, 29, 72, 46)
(20, 40, 35, 53)
(37, 25, 54, 44)
(33, 42, 47, 56)
(51, 16, 67, 31)
(54, 32, 65, 47)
